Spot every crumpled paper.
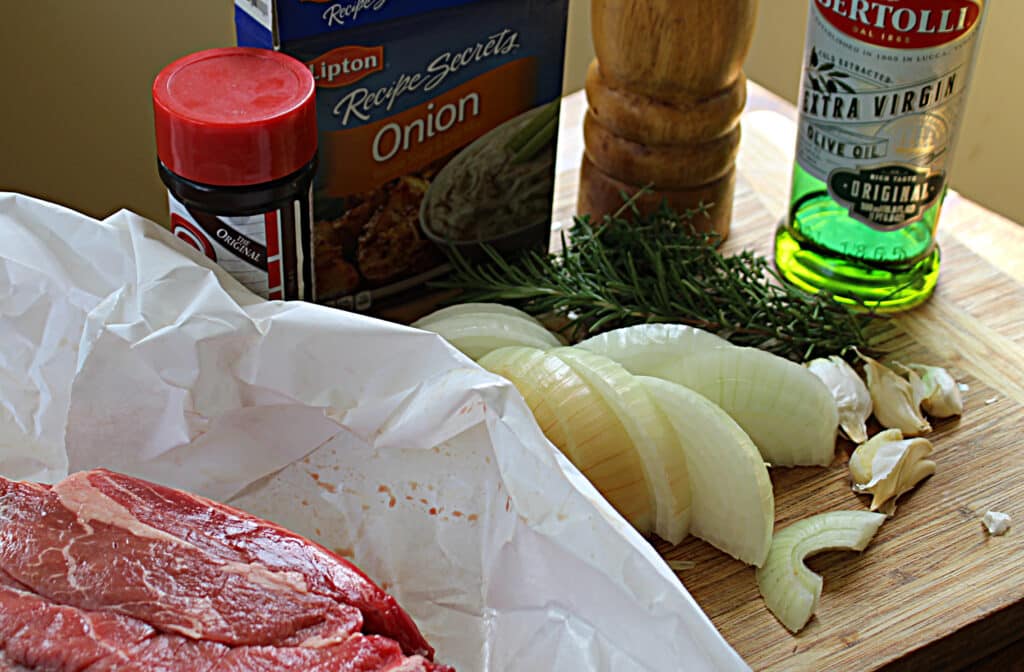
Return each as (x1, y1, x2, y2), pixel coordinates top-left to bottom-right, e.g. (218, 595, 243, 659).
(0, 192, 748, 671)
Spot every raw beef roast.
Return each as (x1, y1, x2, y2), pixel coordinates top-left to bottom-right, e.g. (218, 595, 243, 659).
(0, 470, 453, 672)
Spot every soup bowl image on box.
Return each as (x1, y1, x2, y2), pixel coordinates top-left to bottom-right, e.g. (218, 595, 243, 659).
(236, 0, 570, 321)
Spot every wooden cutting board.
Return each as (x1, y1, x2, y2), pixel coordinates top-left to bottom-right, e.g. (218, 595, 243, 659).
(553, 89, 1024, 672)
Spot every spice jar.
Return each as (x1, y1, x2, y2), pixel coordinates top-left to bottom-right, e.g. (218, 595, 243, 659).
(153, 47, 317, 300)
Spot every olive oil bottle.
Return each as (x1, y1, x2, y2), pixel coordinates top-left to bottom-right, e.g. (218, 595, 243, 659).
(775, 0, 988, 312)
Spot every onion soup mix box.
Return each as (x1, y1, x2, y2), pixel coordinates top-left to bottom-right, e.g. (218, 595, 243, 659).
(235, 0, 570, 320)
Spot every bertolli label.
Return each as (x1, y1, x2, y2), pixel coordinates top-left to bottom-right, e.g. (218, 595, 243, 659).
(796, 0, 985, 230)
(815, 0, 982, 49)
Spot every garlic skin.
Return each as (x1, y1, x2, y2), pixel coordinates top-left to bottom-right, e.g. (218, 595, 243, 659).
(982, 511, 1012, 536)
(860, 354, 932, 436)
(906, 363, 964, 418)
(807, 356, 872, 443)
(890, 362, 929, 410)
(849, 429, 936, 516)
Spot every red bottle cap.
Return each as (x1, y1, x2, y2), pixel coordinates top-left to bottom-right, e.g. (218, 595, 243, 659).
(153, 48, 317, 187)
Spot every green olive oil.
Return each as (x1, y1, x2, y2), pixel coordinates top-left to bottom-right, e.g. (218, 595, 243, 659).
(775, 0, 988, 313)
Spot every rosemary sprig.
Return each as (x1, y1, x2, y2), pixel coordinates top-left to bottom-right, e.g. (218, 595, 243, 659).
(432, 200, 874, 362)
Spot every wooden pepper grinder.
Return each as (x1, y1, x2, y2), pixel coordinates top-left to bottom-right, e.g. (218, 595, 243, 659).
(581, 0, 759, 237)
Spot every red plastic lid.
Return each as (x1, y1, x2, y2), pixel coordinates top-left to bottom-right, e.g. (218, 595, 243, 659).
(153, 48, 317, 187)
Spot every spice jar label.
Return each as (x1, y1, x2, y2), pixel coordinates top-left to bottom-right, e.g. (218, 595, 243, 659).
(169, 195, 306, 301)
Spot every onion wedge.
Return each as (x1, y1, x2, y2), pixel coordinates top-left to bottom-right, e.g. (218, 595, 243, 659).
(577, 323, 732, 374)
(658, 347, 839, 467)
(412, 309, 561, 360)
(639, 376, 773, 566)
(756, 511, 885, 633)
(550, 348, 691, 544)
(413, 302, 548, 329)
(478, 346, 653, 532)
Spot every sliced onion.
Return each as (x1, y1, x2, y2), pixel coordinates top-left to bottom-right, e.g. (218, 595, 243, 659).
(639, 376, 773, 566)
(413, 302, 548, 329)
(658, 347, 839, 467)
(550, 348, 691, 544)
(413, 311, 561, 360)
(478, 346, 653, 532)
(756, 511, 885, 633)
(577, 323, 732, 375)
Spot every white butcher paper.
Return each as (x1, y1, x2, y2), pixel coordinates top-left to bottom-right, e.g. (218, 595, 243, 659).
(0, 192, 749, 672)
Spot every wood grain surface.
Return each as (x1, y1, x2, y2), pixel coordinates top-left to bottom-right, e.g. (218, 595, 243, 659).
(554, 87, 1024, 672)
(590, 0, 759, 98)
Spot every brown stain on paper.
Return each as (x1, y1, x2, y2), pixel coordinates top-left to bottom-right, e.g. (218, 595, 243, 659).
(377, 484, 397, 508)
(308, 471, 337, 494)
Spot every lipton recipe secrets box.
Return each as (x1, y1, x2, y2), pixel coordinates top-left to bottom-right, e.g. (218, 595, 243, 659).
(235, 0, 570, 320)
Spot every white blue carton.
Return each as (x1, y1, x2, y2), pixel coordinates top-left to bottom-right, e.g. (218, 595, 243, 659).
(235, 0, 569, 319)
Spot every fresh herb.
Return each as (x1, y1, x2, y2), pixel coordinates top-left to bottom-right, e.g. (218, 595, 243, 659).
(432, 198, 873, 362)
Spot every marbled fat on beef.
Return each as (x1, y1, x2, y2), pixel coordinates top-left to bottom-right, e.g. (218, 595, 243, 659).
(0, 476, 364, 648)
(68, 470, 432, 656)
(0, 471, 452, 671)
(0, 578, 447, 671)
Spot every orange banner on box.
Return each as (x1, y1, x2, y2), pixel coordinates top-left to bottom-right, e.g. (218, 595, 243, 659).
(322, 58, 538, 197)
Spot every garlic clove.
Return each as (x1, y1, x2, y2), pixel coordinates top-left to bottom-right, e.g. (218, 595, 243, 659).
(848, 428, 903, 486)
(807, 356, 872, 444)
(860, 354, 932, 436)
(890, 362, 929, 410)
(906, 363, 964, 418)
(876, 458, 937, 517)
(849, 429, 935, 516)
(982, 511, 1012, 536)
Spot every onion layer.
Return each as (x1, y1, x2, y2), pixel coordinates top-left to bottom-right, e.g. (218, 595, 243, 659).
(756, 511, 885, 632)
(658, 347, 839, 467)
(552, 348, 691, 544)
(478, 346, 653, 532)
(640, 376, 773, 566)
(413, 308, 561, 360)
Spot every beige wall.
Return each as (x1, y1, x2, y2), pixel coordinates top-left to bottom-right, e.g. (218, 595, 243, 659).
(0, 2, 1017, 225)
(564, 0, 594, 94)
(0, 2, 236, 225)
